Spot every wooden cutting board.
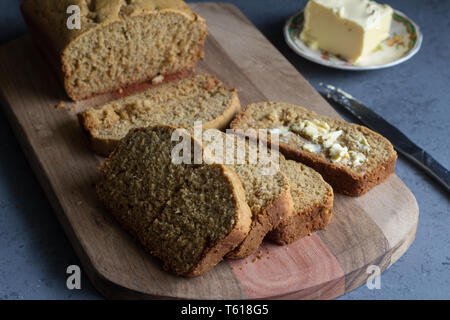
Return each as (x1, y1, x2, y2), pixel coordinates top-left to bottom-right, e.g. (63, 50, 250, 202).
(0, 3, 418, 299)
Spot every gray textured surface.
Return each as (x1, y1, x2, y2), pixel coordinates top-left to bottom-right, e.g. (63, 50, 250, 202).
(0, 0, 448, 300)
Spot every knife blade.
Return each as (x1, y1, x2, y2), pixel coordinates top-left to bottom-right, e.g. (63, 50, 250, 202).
(319, 83, 450, 193)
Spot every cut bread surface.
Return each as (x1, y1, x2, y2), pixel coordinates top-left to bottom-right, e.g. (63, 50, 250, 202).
(230, 102, 397, 196)
(267, 157, 333, 245)
(79, 74, 240, 156)
(22, 0, 207, 100)
(96, 126, 251, 276)
(201, 131, 293, 259)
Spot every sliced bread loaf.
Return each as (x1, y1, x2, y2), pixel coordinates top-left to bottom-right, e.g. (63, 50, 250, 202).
(22, 0, 207, 100)
(79, 74, 240, 156)
(267, 157, 334, 245)
(201, 131, 293, 258)
(230, 102, 397, 196)
(96, 125, 252, 276)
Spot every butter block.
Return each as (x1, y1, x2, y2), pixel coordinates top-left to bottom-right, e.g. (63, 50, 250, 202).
(300, 0, 393, 62)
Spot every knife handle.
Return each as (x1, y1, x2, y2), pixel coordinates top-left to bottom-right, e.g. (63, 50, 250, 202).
(399, 147, 450, 194)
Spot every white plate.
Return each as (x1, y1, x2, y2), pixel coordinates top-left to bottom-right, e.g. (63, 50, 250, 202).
(284, 9, 423, 70)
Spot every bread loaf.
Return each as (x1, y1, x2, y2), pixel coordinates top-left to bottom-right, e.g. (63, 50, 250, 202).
(22, 0, 207, 100)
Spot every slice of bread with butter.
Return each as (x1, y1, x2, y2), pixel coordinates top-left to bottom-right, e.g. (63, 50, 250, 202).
(230, 102, 397, 196)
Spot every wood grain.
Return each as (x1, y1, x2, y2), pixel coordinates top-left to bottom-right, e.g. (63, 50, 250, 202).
(0, 3, 418, 299)
(228, 234, 345, 299)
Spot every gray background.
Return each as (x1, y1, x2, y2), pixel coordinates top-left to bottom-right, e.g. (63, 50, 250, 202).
(0, 0, 448, 300)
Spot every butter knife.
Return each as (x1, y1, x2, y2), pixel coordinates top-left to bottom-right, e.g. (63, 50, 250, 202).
(319, 83, 450, 193)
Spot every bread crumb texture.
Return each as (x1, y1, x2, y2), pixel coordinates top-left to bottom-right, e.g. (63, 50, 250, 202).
(280, 157, 332, 214)
(201, 131, 293, 258)
(203, 133, 288, 220)
(96, 126, 250, 276)
(267, 157, 334, 244)
(81, 74, 237, 143)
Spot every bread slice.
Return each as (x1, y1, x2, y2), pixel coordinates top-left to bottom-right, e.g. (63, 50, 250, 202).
(201, 131, 293, 258)
(267, 157, 334, 245)
(96, 125, 252, 277)
(230, 102, 397, 196)
(79, 74, 240, 156)
(22, 0, 207, 100)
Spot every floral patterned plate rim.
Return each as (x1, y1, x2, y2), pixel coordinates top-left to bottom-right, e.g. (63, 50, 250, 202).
(284, 9, 423, 70)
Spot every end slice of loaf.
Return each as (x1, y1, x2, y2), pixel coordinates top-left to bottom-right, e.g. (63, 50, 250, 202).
(79, 74, 240, 156)
(96, 126, 252, 276)
(22, 0, 207, 100)
(201, 131, 293, 259)
(230, 102, 397, 196)
(267, 157, 333, 245)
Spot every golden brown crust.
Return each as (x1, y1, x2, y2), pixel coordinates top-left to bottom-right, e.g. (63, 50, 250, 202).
(226, 187, 294, 259)
(267, 190, 334, 245)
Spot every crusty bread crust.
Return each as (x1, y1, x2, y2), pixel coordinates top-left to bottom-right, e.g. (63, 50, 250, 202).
(226, 186, 294, 259)
(230, 103, 398, 196)
(78, 83, 241, 157)
(97, 127, 252, 277)
(267, 189, 333, 245)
